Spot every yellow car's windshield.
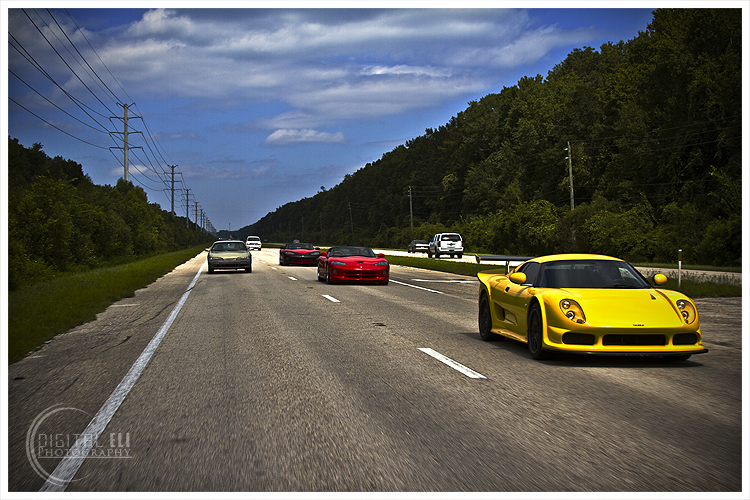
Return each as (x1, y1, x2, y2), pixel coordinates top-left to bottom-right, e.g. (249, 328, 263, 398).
(537, 260, 650, 289)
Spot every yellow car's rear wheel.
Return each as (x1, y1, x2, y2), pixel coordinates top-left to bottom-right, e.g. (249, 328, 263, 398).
(479, 294, 501, 341)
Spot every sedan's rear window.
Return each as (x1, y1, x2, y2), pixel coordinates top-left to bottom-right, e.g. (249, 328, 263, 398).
(212, 242, 246, 252)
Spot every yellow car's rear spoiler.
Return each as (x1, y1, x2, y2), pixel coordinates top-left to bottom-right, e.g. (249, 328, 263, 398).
(474, 255, 534, 273)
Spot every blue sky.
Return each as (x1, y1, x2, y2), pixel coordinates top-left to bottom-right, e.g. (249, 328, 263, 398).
(4, 3, 671, 233)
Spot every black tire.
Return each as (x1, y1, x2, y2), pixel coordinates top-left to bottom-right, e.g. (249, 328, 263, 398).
(317, 267, 324, 281)
(326, 266, 334, 284)
(478, 294, 499, 341)
(208, 266, 214, 274)
(527, 303, 549, 360)
(245, 267, 252, 273)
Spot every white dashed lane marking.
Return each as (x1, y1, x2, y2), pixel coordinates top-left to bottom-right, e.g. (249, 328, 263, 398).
(390, 280, 443, 294)
(419, 348, 488, 379)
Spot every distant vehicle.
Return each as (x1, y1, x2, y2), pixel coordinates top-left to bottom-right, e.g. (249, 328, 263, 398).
(407, 240, 429, 253)
(428, 233, 463, 258)
(207, 240, 252, 273)
(245, 236, 262, 251)
(279, 242, 320, 266)
(478, 253, 707, 361)
(317, 246, 389, 285)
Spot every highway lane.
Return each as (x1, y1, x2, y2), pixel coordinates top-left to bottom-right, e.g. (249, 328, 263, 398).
(6, 248, 744, 492)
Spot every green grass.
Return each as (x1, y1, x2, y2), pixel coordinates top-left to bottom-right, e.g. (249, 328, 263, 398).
(386, 254, 505, 277)
(658, 279, 742, 298)
(631, 262, 742, 273)
(8, 245, 207, 364)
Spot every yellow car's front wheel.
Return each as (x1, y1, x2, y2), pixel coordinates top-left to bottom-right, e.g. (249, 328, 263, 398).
(528, 303, 550, 360)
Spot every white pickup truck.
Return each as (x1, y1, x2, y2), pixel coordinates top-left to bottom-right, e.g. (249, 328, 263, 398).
(245, 236, 262, 251)
(428, 233, 463, 259)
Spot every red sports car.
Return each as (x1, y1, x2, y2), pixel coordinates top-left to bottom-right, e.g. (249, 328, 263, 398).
(317, 246, 389, 284)
(279, 241, 320, 266)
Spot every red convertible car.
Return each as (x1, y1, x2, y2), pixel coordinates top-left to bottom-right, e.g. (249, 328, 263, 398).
(279, 241, 320, 266)
(317, 246, 389, 284)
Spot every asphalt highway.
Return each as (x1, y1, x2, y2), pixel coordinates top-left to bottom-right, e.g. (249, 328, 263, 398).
(6, 249, 744, 492)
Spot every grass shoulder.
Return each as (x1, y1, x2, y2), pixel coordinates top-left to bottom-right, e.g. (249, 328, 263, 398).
(8, 245, 208, 365)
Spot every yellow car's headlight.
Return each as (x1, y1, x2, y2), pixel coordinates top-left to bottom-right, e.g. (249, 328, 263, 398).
(560, 299, 586, 324)
(675, 299, 697, 324)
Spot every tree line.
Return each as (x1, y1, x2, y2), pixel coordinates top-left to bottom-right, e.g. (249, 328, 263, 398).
(238, 8, 741, 267)
(7, 138, 213, 291)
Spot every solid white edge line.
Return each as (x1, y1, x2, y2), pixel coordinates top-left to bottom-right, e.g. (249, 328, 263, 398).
(322, 294, 340, 303)
(40, 263, 205, 492)
(419, 348, 487, 380)
(390, 279, 444, 294)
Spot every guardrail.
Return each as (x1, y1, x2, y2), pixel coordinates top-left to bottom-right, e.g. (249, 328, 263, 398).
(474, 255, 535, 273)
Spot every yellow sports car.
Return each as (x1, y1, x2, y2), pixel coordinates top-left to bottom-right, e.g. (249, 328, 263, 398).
(477, 254, 707, 361)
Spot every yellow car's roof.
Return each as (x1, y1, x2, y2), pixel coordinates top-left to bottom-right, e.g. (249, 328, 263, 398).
(528, 253, 624, 264)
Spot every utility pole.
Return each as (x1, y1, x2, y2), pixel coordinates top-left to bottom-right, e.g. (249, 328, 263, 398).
(123, 103, 130, 182)
(185, 188, 190, 227)
(111, 103, 141, 182)
(348, 202, 354, 237)
(565, 141, 576, 246)
(565, 141, 574, 210)
(409, 186, 414, 238)
(169, 165, 177, 215)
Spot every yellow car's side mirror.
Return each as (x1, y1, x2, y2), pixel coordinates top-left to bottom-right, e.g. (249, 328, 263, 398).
(509, 272, 527, 285)
(653, 274, 667, 285)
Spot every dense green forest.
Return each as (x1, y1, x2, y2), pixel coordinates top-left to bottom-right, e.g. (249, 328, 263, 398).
(7, 138, 213, 291)
(237, 8, 742, 267)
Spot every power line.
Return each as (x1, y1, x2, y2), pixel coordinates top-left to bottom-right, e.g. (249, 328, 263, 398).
(9, 97, 110, 150)
(8, 11, 211, 228)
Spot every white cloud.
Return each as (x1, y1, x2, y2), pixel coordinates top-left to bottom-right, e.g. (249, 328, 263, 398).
(265, 129, 348, 146)
(82, 8, 595, 122)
